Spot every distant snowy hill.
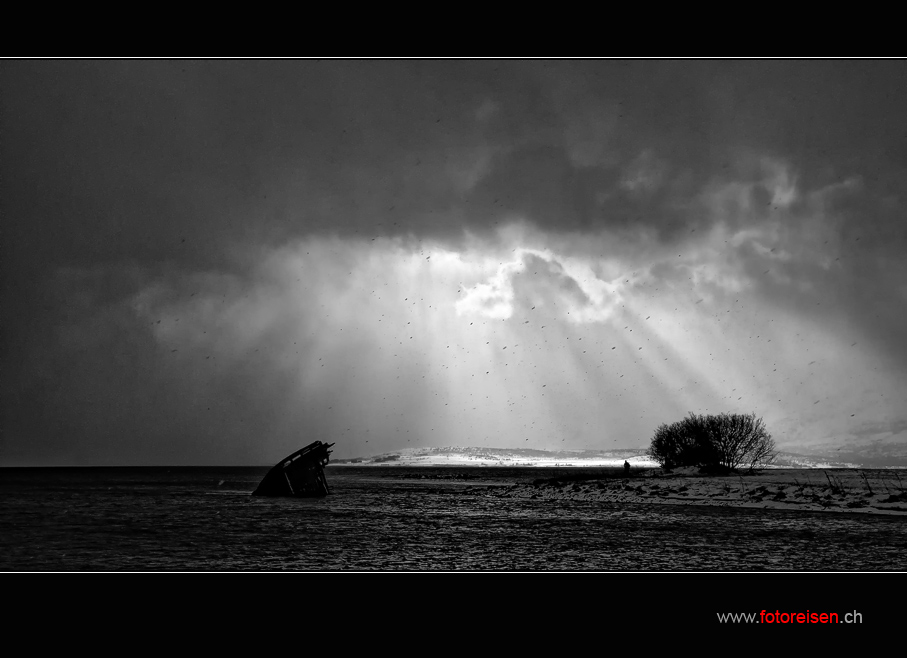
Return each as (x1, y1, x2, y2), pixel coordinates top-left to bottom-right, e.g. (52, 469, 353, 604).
(333, 445, 907, 469)
(333, 446, 656, 467)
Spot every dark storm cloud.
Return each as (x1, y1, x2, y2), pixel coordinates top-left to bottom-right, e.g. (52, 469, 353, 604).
(5, 60, 904, 267)
(3, 59, 906, 465)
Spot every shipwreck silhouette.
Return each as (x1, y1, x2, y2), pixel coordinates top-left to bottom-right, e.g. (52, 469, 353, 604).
(253, 441, 334, 497)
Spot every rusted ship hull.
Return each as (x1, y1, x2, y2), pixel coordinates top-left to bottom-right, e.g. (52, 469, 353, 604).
(252, 441, 334, 497)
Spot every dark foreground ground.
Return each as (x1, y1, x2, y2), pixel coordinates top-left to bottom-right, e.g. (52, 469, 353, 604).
(1, 466, 905, 570)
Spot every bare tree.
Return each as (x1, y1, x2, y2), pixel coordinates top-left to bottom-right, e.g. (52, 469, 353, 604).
(646, 412, 775, 471)
(706, 412, 776, 471)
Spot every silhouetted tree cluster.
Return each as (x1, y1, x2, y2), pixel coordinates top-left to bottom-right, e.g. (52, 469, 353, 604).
(647, 412, 776, 471)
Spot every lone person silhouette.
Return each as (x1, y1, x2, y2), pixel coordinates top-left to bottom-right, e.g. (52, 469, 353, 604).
(624, 460, 631, 476)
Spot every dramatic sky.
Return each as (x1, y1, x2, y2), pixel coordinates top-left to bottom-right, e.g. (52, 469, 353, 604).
(3, 59, 907, 466)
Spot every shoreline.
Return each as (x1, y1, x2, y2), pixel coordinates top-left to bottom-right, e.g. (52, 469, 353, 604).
(487, 469, 907, 516)
(328, 462, 907, 516)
